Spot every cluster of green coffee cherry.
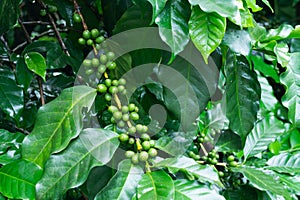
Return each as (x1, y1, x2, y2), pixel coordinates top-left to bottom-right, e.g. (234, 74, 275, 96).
(83, 51, 116, 79)
(107, 102, 158, 164)
(78, 28, 105, 47)
(40, 5, 57, 16)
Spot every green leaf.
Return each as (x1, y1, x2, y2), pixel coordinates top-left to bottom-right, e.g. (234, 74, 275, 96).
(261, 0, 273, 12)
(290, 129, 300, 148)
(229, 6, 254, 28)
(215, 130, 242, 152)
(36, 128, 119, 199)
(0, 129, 24, 165)
(0, 0, 19, 34)
(232, 166, 291, 200)
(24, 52, 47, 81)
(252, 55, 280, 83)
(95, 159, 144, 200)
(248, 23, 267, 41)
(261, 24, 294, 42)
(113, 4, 152, 34)
(280, 53, 300, 126)
(137, 170, 175, 200)
(22, 86, 97, 167)
(0, 160, 43, 200)
(154, 156, 222, 186)
(245, 0, 262, 12)
(243, 116, 285, 160)
(258, 75, 278, 112)
(222, 29, 251, 56)
(147, 0, 168, 23)
(268, 140, 281, 155)
(266, 152, 300, 174)
(189, 6, 226, 63)
(188, 0, 238, 18)
(276, 173, 300, 195)
(0, 67, 24, 119)
(155, 0, 191, 55)
(223, 185, 259, 200)
(16, 57, 33, 91)
(225, 53, 261, 143)
(174, 179, 225, 200)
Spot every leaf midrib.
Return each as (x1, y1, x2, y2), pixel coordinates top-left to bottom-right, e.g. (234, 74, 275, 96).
(32, 88, 95, 165)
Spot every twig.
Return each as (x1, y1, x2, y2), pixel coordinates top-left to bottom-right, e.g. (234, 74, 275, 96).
(200, 143, 208, 156)
(22, 21, 50, 25)
(18, 18, 32, 43)
(18, 17, 45, 105)
(73, 0, 98, 55)
(36, 0, 71, 56)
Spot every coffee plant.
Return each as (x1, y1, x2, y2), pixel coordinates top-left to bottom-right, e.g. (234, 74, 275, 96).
(0, 0, 299, 199)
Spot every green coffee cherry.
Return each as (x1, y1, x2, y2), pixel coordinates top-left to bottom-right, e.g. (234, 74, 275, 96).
(122, 114, 129, 122)
(128, 103, 136, 111)
(128, 137, 135, 145)
(82, 30, 91, 39)
(48, 5, 57, 13)
(140, 133, 150, 141)
(104, 93, 112, 101)
(118, 120, 125, 128)
(40, 9, 47, 16)
(229, 161, 238, 167)
(85, 69, 93, 75)
(149, 140, 155, 147)
(104, 79, 112, 87)
(121, 106, 129, 113)
(119, 78, 126, 85)
(107, 51, 115, 60)
(118, 85, 125, 92)
(100, 54, 108, 64)
(112, 80, 119, 86)
(97, 84, 107, 93)
(142, 141, 151, 150)
(86, 39, 93, 46)
(139, 151, 149, 162)
(131, 154, 139, 164)
(130, 112, 139, 121)
(73, 13, 81, 23)
(125, 150, 135, 158)
(218, 171, 224, 177)
(119, 133, 129, 142)
(92, 58, 100, 67)
(128, 126, 136, 135)
(78, 38, 86, 45)
(113, 111, 122, 120)
(95, 36, 105, 44)
(109, 86, 118, 94)
(227, 155, 235, 162)
(91, 29, 100, 39)
(83, 59, 92, 67)
(142, 125, 148, 133)
(98, 65, 106, 73)
(108, 105, 118, 113)
(107, 62, 117, 70)
(148, 148, 157, 157)
(136, 124, 143, 133)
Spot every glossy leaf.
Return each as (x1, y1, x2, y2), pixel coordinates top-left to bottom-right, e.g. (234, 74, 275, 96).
(261, 24, 294, 42)
(222, 29, 251, 56)
(16, 57, 33, 91)
(95, 159, 143, 200)
(113, 5, 152, 34)
(258, 75, 278, 112)
(22, 86, 97, 167)
(174, 179, 225, 200)
(0, 0, 19, 34)
(233, 166, 291, 200)
(266, 152, 300, 174)
(0, 160, 43, 200)
(244, 116, 285, 160)
(230, 6, 254, 28)
(155, 0, 191, 55)
(147, 0, 168, 23)
(268, 140, 281, 155)
(290, 129, 300, 148)
(189, 6, 226, 63)
(24, 52, 47, 81)
(0, 67, 24, 119)
(215, 130, 242, 152)
(154, 156, 222, 186)
(36, 128, 119, 199)
(245, 0, 262, 12)
(188, 0, 238, 18)
(252, 55, 280, 83)
(137, 170, 175, 200)
(225, 53, 261, 143)
(280, 53, 300, 126)
(276, 173, 300, 195)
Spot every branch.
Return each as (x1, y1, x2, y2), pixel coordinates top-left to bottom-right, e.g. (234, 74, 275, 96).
(36, 0, 71, 56)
